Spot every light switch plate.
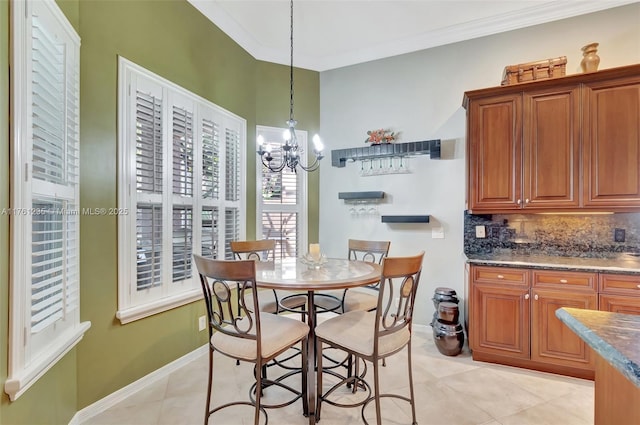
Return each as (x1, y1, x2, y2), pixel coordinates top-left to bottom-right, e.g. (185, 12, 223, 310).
(432, 227, 445, 239)
(475, 225, 486, 238)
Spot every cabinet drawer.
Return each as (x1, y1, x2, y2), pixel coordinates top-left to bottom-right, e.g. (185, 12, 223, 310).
(472, 266, 528, 286)
(531, 270, 596, 290)
(599, 274, 640, 295)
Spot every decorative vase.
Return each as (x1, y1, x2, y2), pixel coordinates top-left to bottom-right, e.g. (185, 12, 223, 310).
(580, 42, 600, 73)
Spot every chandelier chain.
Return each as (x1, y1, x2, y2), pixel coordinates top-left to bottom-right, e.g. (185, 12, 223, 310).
(256, 0, 323, 173)
(289, 0, 295, 122)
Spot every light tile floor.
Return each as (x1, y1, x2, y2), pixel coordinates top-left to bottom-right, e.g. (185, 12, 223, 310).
(82, 327, 594, 425)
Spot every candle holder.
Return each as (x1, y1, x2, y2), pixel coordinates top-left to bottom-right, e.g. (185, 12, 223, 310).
(301, 252, 327, 269)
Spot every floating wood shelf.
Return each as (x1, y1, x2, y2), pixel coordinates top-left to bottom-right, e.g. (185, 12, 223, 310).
(338, 191, 385, 200)
(331, 139, 441, 168)
(381, 215, 430, 223)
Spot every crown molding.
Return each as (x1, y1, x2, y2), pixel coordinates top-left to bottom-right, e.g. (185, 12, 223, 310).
(187, 0, 638, 72)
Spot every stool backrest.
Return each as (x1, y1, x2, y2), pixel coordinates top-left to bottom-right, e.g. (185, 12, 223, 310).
(374, 251, 425, 343)
(193, 254, 261, 343)
(348, 239, 391, 290)
(230, 239, 276, 262)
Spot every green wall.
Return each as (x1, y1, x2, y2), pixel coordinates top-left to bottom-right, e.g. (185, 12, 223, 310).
(1, 0, 320, 423)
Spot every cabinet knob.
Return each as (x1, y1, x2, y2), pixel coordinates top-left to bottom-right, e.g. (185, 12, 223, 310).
(560, 279, 568, 284)
(516, 199, 521, 205)
(524, 293, 530, 300)
(636, 284, 640, 289)
(534, 294, 539, 301)
(497, 274, 504, 279)
(525, 198, 530, 204)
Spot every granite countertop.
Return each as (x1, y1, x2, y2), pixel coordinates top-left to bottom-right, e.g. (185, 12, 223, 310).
(466, 252, 640, 273)
(556, 307, 640, 388)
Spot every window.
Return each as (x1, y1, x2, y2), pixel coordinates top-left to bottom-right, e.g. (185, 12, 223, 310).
(6, 0, 90, 401)
(256, 126, 308, 259)
(117, 58, 246, 323)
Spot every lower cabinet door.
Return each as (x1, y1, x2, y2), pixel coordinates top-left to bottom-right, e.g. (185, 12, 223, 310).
(470, 283, 530, 358)
(531, 289, 597, 370)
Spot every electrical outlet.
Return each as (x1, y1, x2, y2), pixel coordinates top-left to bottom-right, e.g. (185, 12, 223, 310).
(198, 315, 207, 331)
(614, 228, 626, 242)
(475, 225, 486, 238)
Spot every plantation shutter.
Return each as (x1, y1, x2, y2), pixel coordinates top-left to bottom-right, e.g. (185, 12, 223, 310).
(30, 6, 81, 337)
(224, 126, 241, 259)
(135, 87, 164, 293)
(201, 116, 220, 259)
(136, 205, 162, 290)
(171, 103, 195, 285)
(201, 118, 220, 201)
(7, 0, 90, 401)
(117, 57, 245, 321)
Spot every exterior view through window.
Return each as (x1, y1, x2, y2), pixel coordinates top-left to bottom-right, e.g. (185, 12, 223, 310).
(256, 126, 308, 260)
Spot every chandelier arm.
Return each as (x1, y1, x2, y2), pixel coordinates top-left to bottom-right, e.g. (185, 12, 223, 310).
(296, 156, 320, 172)
(260, 155, 287, 173)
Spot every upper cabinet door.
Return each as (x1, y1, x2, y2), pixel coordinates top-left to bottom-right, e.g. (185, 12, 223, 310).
(523, 86, 581, 209)
(468, 94, 522, 211)
(583, 76, 640, 208)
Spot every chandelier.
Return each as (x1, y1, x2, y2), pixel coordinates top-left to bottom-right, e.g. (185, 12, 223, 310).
(257, 0, 324, 173)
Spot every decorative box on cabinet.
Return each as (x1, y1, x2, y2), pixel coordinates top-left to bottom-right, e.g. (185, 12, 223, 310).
(599, 273, 640, 315)
(469, 265, 596, 379)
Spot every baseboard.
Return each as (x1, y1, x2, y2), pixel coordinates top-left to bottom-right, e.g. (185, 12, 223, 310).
(69, 345, 208, 425)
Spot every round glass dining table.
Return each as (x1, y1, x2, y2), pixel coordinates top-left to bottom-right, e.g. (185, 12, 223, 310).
(255, 257, 381, 424)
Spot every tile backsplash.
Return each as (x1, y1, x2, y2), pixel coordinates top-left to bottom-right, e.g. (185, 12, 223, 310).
(464, 211, 640, 258)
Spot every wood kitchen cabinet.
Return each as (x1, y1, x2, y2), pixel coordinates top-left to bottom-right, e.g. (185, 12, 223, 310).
(469, 266, 529, 358)
(530, 270, 597, 372)
(467, 86, 580, 212)
(464, 64, 640, 213)
(469, 265, 596, 379)
(467, 94, 522, 211)
(523, 87, 581, 209)
(599, 273, 640, 314)
(583, 76, 640, 208)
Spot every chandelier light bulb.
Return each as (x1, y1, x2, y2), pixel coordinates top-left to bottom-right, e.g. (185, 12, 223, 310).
(265, 143, 272, 153)
(312, 134, 324, 152)
(283, 129, 292, 142)
(257, 134, 265, 147)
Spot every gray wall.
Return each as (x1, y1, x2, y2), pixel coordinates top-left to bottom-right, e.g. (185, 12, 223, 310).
(318, 4, 640, 326)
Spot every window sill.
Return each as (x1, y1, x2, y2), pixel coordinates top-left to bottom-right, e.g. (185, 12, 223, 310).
(116, 289, 202, 324)
(4, 321, 91, 401)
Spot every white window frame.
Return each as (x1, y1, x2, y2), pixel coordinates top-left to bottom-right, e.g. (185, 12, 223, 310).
(255, 125, 309, 256)
(117, 57, 246, 324)
(6, 0, 90, 401)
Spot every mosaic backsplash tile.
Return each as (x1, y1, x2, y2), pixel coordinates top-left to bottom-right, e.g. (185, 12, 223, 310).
(464, 211, 640, 258)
